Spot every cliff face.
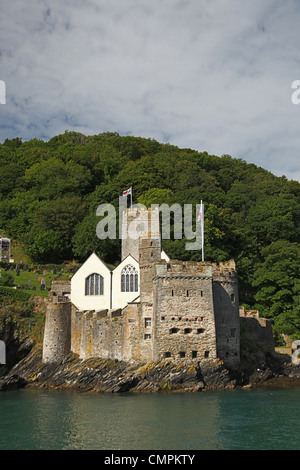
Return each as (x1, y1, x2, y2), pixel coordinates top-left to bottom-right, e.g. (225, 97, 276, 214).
(0, 322, 33, 378)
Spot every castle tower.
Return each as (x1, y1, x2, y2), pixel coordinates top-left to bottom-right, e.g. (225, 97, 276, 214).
(121, 206, 162, 361)
(42, 282, 71, 363)
(212, 261, 240, 366)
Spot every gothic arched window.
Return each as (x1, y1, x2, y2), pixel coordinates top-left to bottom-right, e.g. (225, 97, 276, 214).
(85, 273, 104, 295)
(121, 264, 138, 293)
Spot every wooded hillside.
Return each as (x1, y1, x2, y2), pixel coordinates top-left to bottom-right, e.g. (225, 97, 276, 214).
(0, 131, 299, 340)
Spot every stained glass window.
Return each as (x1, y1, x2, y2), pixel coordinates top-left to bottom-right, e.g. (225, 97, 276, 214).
(121, 264, 139, 292)
(85, 273, 104, 295)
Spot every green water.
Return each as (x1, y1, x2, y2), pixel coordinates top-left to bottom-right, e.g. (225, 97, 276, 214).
(0, 388, 299, 450)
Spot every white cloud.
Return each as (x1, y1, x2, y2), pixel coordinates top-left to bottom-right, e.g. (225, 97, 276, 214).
(0, 0, 300, 180)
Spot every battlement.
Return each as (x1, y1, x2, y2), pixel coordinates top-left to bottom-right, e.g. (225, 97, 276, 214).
(239, 306, 260, 319)
(48, 294, 70, 303)
(77, 308, 122, 319)
(48, 281, 71, 303)
(211, 260, 237, 282)
(49, 280, 71, 295)
(153, 259, 237, 281)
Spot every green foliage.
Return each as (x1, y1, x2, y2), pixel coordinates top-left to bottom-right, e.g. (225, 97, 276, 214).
(0, 131, 299, 339)
(0, 286, 31, 302)
(0, 271, 15, 287)
(253, 240, 300, 336)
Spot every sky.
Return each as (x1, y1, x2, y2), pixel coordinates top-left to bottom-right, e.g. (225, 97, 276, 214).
(0, 0, 300, 181)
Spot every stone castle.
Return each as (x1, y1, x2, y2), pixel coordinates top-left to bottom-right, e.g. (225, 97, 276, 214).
(42, 207, 245, 367)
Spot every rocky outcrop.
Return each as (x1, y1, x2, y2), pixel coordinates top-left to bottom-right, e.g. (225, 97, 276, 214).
(0, 323, 34, 377)
(1, 345, 300, 393)
(0, 374, 27, 391)
(1, 346, 236, 393)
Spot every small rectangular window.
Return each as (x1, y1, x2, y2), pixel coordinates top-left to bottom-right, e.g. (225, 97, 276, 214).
(144, 334, 151, 340)
(145, 318, 151, 328)
(184, 328, 192, 334)
(170, 327, 179, 334)
(164, 352, 171, 358)
(196, 328, 205, 334)
(204, 351, 209, 358)
(179, 351, 186, 358)
(186, 290, 189, 297)
(192, 351, 197, 358)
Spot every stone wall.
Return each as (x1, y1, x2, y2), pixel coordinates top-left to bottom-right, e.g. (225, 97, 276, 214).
(150, 261, 217, 362)
(70, 304, 142, 362)
(138, 263, 157, 361)
(48, 280, 71, 297)
(121, 302, 141, 361)
(240, 313, 274, 350)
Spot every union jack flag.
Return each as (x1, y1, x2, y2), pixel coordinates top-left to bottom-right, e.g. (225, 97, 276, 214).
(122, 187, 132, 196)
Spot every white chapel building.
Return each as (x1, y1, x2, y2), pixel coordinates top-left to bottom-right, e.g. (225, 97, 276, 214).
(70, 207, 169, 312)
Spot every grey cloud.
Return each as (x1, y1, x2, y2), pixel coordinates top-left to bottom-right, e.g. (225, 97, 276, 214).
(0, 0, 299, 180)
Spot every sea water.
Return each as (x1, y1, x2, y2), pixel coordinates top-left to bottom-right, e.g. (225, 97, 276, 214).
(0, 388, 299, 450)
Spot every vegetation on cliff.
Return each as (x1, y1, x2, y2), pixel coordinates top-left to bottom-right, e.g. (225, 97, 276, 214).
(0, 131, 299, 340)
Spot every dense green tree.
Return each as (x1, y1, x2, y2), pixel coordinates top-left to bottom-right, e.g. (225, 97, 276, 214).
(72, 213, 120, 264)
(253, 240, 300, 337)
(137, 188, 176, 207)
(24, 228, 69, 263)
(23, 158, 92, 199)
(0, 271, 15, 287)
